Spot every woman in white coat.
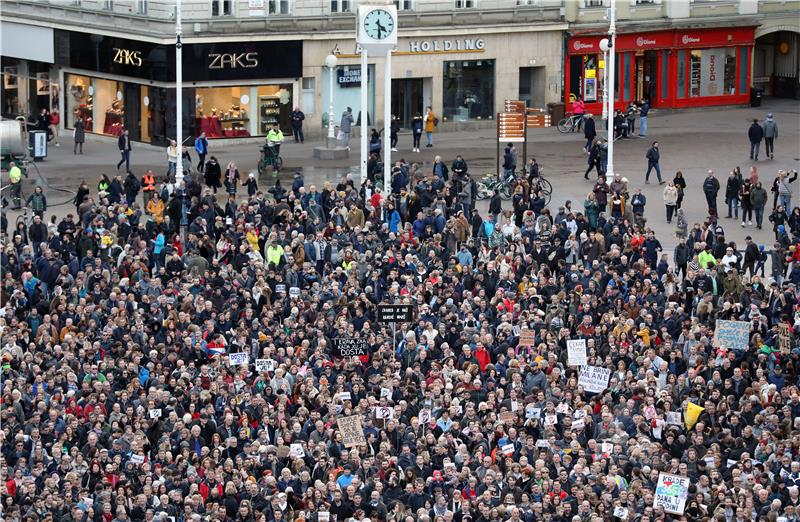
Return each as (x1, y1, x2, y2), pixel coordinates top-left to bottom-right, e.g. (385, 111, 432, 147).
(663, 181, 679, 224)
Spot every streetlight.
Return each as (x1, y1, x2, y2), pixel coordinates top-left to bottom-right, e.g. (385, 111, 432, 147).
(599, 38, 609, 122)
(175, 0, 184, 186)
(604, 2, 617, 180)
(325, 53, 338, 146)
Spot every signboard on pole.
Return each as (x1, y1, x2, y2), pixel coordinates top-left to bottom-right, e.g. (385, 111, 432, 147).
(567, 339, 588, 366)
(578, 366, 611, 394)
(714, 320, 750, 352)
(654, 473, 690, 515)
(337, 415, 366, 448)
(377, 304, 414, 323)
(498, 112, 525, 142)
(332, 338, 369, 357)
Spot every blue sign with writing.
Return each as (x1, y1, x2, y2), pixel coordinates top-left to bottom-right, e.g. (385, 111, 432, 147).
(714, 320, 751, 352)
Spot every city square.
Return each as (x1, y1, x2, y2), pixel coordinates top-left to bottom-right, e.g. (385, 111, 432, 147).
(1, 1, 800, 522)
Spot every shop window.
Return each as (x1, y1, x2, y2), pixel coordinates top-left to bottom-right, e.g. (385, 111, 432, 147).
(689, 50, 701, 97)
(738, 46, 749, 94)
(269, 0, 291, 14)
(442, 60, 494, 121)
(65, 74, 93, 132)
(65, 74, 125, 136)
(196, 86, 251, 138)
(582, 55, 599, 103)
(724, 48, 736, 95)
(677, 50, 686, 98)
(301, 78, 315, 114)
(395, 0, 414, 9)
(455, 0, 477, 8)
(689, 48, 737, 97)
(331, 0, 351, 13)
(623, 53, 631, 102)
(1, 65, 19, 118)
(212, 0, 232, 16)
(257, 85, 293, 135)
(584, 0, 606, 7)
(103, 0, 113, 10)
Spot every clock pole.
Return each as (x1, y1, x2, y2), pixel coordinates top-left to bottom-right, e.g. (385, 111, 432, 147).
(383, 47, 392, 194)
(360, 47, 369, 184)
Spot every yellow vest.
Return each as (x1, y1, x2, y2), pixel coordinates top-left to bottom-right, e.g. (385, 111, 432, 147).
(9, 166, 22, 184)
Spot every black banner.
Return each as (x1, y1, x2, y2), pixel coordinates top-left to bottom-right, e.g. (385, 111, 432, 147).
(332, 338, 369, 357)
(377, 304, 414, 323)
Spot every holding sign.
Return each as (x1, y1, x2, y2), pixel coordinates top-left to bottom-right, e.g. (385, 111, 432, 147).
(654, 473, 690, 515)
(714, 320, 750, 352)
(332, 338, 369, 357)
(228, 352, 250, 366)
(337, 415, 366, 448)
(578, 366, 611, 394)
(567, 339, 588, 366)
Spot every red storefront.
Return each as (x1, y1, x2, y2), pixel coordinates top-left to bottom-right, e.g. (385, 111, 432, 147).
(565, 27, 755, 113)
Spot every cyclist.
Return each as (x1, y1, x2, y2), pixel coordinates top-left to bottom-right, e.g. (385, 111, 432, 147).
(8, 161, 23, 210)
(266, 123, 284, 157)
(572, 96, 585, 132)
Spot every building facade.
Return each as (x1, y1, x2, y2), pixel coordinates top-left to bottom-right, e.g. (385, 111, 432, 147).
(1, 0, 798, 145)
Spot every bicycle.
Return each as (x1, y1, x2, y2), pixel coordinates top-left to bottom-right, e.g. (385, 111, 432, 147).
(476, 175, 515, 201)
(557, 112, 583, 134)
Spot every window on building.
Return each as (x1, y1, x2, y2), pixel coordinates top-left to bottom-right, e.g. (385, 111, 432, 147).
(330, 0, 351, 13)
(455, 0, 477, 8)
(103, 0, 113, 10)
(517, 0, 541, 5)
(137, 0, 148, 14)
(738, 46, 749, 95)
(395, 0, 414, 10)
(212, 0, 233, 16)
(301, 78, 315, 115)
(677, 50, 686, 98)
(268, 0, 291, 14)
(70, 0, 81, 6)
(584, 0, 605, 6)
(634, 0, 655, 4)
(442, 60, 495, 121)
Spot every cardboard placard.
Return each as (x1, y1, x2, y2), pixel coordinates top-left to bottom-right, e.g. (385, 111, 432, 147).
(654, 473, 690, 515)
(499, 411, 516, 424)
(337, 415, 366, 448)
(714, 320, 751, 352)
(778, 323, 791, 351)
(255, 359, 275, 373)
(518, 328, 536, 347)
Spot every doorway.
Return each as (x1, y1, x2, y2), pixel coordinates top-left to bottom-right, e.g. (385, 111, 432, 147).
(519, 66, 546, 108)
(635, 51, 658, 105)
(391, 78, 423, 129)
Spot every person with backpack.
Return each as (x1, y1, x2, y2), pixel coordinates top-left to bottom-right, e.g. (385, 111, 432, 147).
(702, 170, 721, 215)
(748, 119, 764, 161)
(763, 113, 778, 160)
(750, 181, 768, 229)
(644, 141, 663, 184)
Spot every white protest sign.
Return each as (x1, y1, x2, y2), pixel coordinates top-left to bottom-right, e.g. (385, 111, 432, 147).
(525, 405, 539, 419)
(578, 366, 611, 394)
(318, 513, 330, 522)
(375, 406, 394, 419)
(380, 387, 392, 399)
(254, 359, 274, 373)
(149, 409, 162, 419)
(339, 392, 352, 402)
(613, 506, 629, 519)
(501, 443, 515, 456)
(289, 443, 305, 458)
(567, 339, 588, 366)
(714, 320, 751, 352)
(666, 411, 682, 426)
(654, 473, 690, 515)
(419, 409, 432, 424)
(228, 352, 250, 366)
(130, 454, 145, 465)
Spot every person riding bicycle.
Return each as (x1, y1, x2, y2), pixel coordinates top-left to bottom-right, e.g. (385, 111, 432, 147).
(266, 123, 284, 157)
(452, 155, 468, 177)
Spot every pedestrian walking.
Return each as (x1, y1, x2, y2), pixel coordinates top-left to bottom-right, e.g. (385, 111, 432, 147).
(763, 112, 778, 159)
(204, 156, 222, 193)
(390, 115, 399, 152)
(644, 141, 663, 184)
(583, 113, 596, 152)
(25, 186, 47, 218)
(625, 101, 638, 135)
(73, 115, 85, 154)
(290, 107, 305, 143)
(224, 161, 240, 195)
(245, 172, 259, 197)
(742, 236, 759, 277)
(123, 170, 140, 205)
(663, 181, 678, 223)
(411, 112, 423, 152)
(631, 188, 646, 218)
(725, 169, 742, 220)
(194, 132, 208, 173)
(638, 99, 649, 137)
(739, 178, 753, 227)
(339, 107, 354, 149)
(776, 169, 798, 211)
(423, 106, 436, 148)
(769, 205, 788, 240)
(748, 119, 764, 160)
(49, 109, 60, 146)
(584, 138, 601, 179)
(116, 128, 132, 171)
(750, 181, 768, 229)
(702, 170, 720, 215)
(502, 144, 516, 180)
(7, 161, 23, 209)
(673, 171, 686, 209)
(571, 96, 585, 132)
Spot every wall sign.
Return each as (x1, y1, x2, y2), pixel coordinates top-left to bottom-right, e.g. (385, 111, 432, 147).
(112, 48, 143, 67)
(208, 52, 258, 70)
(337, 66, 369, 87)
(407, 38, 485, 54)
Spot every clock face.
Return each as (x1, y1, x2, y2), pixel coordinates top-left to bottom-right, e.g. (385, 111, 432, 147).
(364, 9, 395, 40)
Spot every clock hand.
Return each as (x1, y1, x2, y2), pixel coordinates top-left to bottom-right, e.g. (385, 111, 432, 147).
(376, 21, 385, 38)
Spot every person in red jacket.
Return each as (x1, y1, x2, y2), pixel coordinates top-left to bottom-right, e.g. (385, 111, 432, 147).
(475, 343, 491, 373)
(199, 470, 224, 503)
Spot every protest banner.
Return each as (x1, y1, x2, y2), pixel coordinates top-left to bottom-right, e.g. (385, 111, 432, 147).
(613, 506, 629, 519)
(337, 416, 366, 448)
(130, 454, 145, 465)
(255, 359, 275, 373)
(779, 323, 791, 351)
(377, 304, 414, 323)
(289, 443, 305, 458)
(501, 443, 515, 456)
(654, 473, 690, 514)
(499, 411, 516, 424)
(714, 320, 751, 352)
(578, 366, 611, 394)
(228, 352, 250, 366)
(518, 329, 536, 347)
(149, 409, 162, 419)
(666, 411, 682, 426)
(567, 339, 588, 366)
(332, 338, 369, 357)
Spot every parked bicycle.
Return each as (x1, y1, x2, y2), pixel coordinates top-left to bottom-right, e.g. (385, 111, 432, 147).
(475, 169, 553, 206)
(557, 112, 583, 134)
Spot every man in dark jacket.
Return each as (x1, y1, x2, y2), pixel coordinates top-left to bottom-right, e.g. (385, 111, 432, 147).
(583, 113, 597, 152)
(123, 171, 140, 205)
(645, 141, 663, 184)
(702, 170, 721, 215)
(116, 129, 132, 171)
(725, 171, 742, 220)
(489, 190, 502, 223)
(742, 236, 759, 277)
(748, 119, 764, 160)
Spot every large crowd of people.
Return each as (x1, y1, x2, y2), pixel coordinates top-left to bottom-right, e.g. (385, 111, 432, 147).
(2, 141, 800, 522)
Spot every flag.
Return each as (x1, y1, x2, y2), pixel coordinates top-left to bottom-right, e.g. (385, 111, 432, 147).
(202, 342, 225, 358)
(685, 402, 704, 430)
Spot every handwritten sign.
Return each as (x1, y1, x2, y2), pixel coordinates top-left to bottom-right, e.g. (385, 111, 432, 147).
(778, 323, 791, 351)
(289, 443, 305, 458)
(377, 304, 414, 323)
(567, 339, 588, 366)
(714, 320, 751, 352)
(255, 359, 275, 373)
(578, 366, 611, 394)
(518, 328, 536, 347)
(228, 352, 250, 366)
(499, 411, 516, 424)
(149, 409, 162, 419)
(666, 411, 682, 426)
(337, 415, 366, 448)
(332, 338, 369, 357)
(654, 473, 690, 515)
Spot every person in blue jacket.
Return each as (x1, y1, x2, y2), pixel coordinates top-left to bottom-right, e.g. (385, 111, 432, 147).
(195, 132, 209, 173)
(386, 203, 401, 233)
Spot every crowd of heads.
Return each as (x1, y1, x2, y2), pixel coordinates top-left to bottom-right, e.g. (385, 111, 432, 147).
(2, 150, 800, 522)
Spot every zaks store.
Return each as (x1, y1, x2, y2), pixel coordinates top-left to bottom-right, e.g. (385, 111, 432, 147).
(565, 27, 755, 113)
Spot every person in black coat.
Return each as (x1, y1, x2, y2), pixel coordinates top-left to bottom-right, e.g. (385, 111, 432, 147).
(583, 113, 596, 152)
(116, 129, 132, 171)
(204, 156, 222, 193)
(748, 119, 764, 160)
(489, 190, 502, 223)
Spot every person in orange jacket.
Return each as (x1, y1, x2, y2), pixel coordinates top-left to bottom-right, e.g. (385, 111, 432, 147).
(423, 106, 436, 148)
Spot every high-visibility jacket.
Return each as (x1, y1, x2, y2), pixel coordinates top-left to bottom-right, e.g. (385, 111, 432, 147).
(143, 174, 156, 192)
(9, 166, 22, 184)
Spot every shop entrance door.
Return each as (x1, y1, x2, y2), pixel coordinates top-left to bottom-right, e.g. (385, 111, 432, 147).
(635, 51, 658, 105)
(124, 83, 141, 142)
(391, 78, 423, 129)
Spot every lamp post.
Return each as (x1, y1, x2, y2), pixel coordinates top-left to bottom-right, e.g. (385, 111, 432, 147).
(175, 0, 183, 186)
(325, 54, 338, 146)
(604, 1, 617, 180)
(599, 38, 609, 122)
